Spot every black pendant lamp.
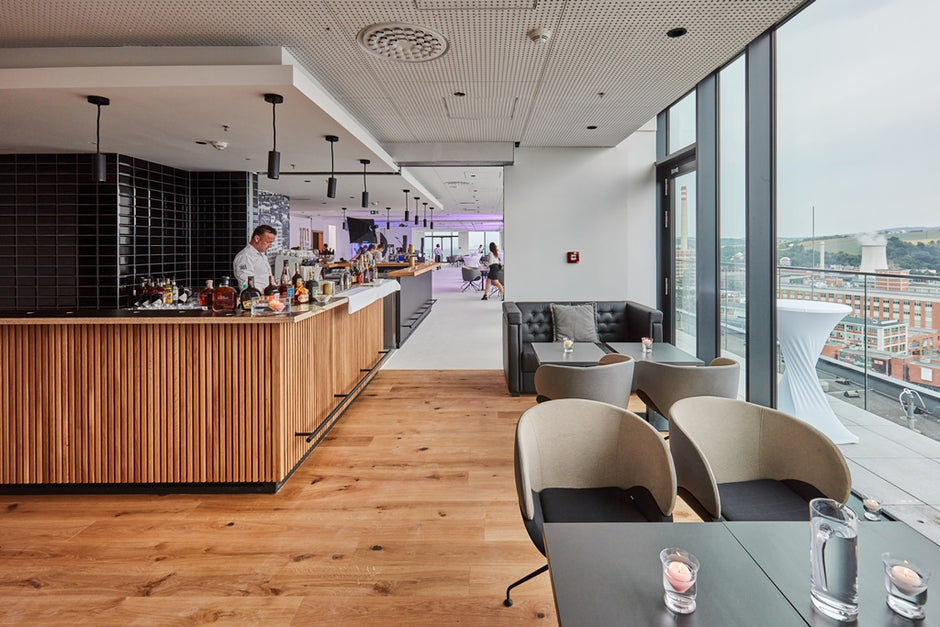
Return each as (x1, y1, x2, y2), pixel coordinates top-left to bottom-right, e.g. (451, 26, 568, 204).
(264, 93, 283, 179)
(402, 189, 410, 222)
(413, 197, 420, 225)
(423, 202, 428, 228)
(430, 206, 435, 230)
(386, 207, 391, 229)
(87, 95, 110, 182)
(325, 135, 338, 198)
(360, 159, 370, 208)
(341, 207, 347, 230)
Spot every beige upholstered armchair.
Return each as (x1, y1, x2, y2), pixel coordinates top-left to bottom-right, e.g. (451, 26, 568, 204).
(634, 357, 740, 420)
(669, 396, 852, 522)
(533, 353, 634, 408)
(505, 398, 676, 607)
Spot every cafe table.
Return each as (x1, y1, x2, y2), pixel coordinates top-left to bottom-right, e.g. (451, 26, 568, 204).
(543, 520, 940, 626)
(605, 341, 704, 365)
(531, 341, 608, 366)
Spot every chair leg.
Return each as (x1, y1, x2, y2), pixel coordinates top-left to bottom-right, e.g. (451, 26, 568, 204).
(503, 563, 549, 607)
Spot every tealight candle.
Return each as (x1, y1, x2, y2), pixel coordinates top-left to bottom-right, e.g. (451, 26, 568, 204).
(665, 560, 694, 593)
(889, 565, 923, 596)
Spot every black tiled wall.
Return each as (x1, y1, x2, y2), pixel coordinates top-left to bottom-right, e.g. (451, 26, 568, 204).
(0, 154, 256, 311)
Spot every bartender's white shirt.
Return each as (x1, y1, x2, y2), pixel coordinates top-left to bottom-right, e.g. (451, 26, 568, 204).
(233, 245, 273, 289)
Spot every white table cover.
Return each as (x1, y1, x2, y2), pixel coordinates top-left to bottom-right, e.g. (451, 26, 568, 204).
(776, 299, 858, 444)
(341, 280, 400, 314)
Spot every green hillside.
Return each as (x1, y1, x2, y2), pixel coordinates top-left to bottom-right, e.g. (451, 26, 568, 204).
(776, 228, 940, 272)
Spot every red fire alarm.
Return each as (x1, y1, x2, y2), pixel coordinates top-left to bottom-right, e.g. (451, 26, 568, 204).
(567, 251, 580, 263)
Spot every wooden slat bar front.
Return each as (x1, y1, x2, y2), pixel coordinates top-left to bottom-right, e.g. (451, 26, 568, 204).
(0, 298, 385, 491)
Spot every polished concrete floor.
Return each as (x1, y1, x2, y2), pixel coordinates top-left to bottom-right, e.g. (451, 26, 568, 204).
(384, 266, 940, 544)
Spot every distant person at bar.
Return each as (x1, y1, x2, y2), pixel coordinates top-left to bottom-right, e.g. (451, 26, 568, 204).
(433, 244, 442, 265)
(233, 224, 276, 289)
(373, 243, 386, 263)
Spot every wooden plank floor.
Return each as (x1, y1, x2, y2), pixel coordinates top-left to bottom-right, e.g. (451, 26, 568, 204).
(0, 370, 697, 626)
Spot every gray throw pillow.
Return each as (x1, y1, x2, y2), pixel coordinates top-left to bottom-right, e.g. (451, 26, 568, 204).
(551, 303, 599, 342)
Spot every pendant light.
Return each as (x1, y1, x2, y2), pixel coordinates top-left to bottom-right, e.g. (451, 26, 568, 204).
(402, 189, 410, 222)
(386, 207, 391, 229)
(423, 202, 428, 228)
(87, 95, 110, 182)
(264, 93, 283, 179)
(325, 135, 338, 198)
(430, 206, 435, 230)
(341, 207, 347, 230)
(360, 159, 370, 208)
(413, 197, 420, 225)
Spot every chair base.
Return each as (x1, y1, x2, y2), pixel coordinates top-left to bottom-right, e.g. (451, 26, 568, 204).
(503, 563, 549, 607)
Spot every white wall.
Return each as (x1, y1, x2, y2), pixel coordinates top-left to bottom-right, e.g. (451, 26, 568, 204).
(503, 124, 657, 304)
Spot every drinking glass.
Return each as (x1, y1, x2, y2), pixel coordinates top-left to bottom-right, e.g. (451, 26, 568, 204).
(660, 548, 699, 614)
(641, 336, 653, 353)
(882, 553, 929, 619)
(810, 498, 859, 622)
(561, 337, 574, 353)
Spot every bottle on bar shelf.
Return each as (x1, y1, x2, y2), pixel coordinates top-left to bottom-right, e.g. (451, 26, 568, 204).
(212, 276, 236, 312)
(279, 261, 290, 287)
(291, 263, 303, 287)
(152, 278, 165, 306)
(171, 280, 180, 304)
(198, 279, 214, 309)
(162, 278, 174, 306)
(263, 276, 278, 296)
(278, 263, 295, 302)
(239, 276, 261, 310)
(293, 276, 309, 305)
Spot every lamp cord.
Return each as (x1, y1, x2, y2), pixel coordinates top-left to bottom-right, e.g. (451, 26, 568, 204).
(330, 141, 335, 175)
(271, 102, 277, 151)
(95, 104, 102, 154)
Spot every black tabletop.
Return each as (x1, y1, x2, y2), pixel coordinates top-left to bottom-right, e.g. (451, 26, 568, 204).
(544, 521, 939, 627)
(605, 341, 704, 365)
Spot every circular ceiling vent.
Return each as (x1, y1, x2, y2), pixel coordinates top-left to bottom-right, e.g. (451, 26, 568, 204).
(357, 23, 449, 62)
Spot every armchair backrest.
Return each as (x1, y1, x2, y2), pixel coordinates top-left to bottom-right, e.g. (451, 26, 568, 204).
(515, 399, 676, 523)
(669, 396, 852, 519)
(534, 355, 634, 408)
(634, 357, 740, 416)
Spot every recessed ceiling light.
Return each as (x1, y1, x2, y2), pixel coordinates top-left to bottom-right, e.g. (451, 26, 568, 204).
(358, 23, 449, 62)
(667, 27, 688, 38)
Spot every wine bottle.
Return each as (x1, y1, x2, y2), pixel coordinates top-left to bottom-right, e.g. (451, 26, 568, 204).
(263, 276, 278, 296)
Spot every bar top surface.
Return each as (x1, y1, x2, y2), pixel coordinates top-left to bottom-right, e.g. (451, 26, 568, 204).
(386, 262, 441, 277)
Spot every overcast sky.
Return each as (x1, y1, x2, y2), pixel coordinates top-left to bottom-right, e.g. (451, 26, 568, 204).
(775, 0, 940, 238)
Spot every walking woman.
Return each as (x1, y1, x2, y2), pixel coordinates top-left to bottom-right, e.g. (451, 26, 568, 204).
(481, 241, 505, 300)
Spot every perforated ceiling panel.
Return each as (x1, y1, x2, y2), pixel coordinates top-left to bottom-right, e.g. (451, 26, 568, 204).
(0, 0, 806, 218)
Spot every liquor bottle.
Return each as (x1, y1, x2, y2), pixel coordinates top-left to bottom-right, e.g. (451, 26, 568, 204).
(211, 276, 236, 312)
(279, 261, 290, 287)
(239, 276, 261, 310)
(171, 280, 180, 304)
(178, 285, 190, 304)
(152, 278, 165, 306)
(293, 276, 309, 305)
(291, 263, 303, 287)
(162, 278, 174, 305)
(263, 276, 278, 296)
(198, 279, 215, 309)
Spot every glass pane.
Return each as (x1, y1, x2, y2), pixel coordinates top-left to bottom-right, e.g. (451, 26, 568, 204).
(668, 91, 696, 153)
(673, 172, 696, 355)
(719, 55, 747, 396)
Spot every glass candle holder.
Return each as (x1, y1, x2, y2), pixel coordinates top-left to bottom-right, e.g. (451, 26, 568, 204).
(641, 337, 653, 353)
(862, 496, 882, 521)
(660, 548, 699, 614)
(562, 337, 574, 353)
(882, 553, 929, 620)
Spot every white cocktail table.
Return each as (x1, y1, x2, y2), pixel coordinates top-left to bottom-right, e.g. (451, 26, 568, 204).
(776, 299, 858, 444)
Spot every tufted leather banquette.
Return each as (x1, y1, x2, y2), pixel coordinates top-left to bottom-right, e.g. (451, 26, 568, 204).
(502, 301, 663, 395)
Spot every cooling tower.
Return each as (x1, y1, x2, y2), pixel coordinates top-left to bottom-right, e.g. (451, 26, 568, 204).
(860, 243, 888, 273)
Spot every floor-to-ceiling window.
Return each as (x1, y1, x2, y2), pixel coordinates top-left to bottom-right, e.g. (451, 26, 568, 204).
(719, 55, 747, 390)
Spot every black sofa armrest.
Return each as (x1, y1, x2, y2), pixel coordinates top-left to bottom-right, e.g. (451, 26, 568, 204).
(624, 300, 664, 343)
(503, 301, 523, 395)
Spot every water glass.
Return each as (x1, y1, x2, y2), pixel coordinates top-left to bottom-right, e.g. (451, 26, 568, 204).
(660, 548, 699, 614)
(882, 553, 929, 619)
(810, 498, 859, 622)
(561, 337, 574, 353)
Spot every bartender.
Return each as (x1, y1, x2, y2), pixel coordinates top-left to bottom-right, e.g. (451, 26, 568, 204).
(233, 224, 276, 289)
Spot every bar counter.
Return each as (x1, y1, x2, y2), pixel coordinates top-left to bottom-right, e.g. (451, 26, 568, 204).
(0, 290, 392, 493)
